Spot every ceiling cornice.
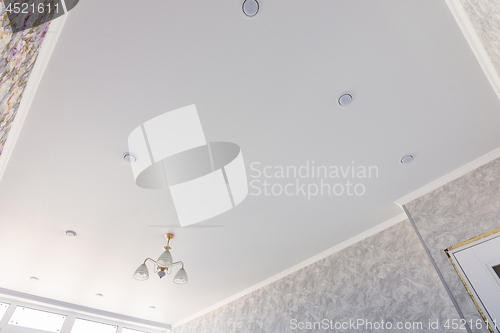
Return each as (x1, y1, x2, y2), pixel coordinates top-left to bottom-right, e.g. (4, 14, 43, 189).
(395, 0, 500, 206)
(395, 147, 500, 205)
(172, 213, 407, 328)
(445, 0, 500, 100)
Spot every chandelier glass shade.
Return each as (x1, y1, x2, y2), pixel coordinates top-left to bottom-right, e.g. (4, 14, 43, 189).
(133, 264, 149, 281)
(157, 250, 173, 268)
(133, 233, 188, 284)
(173, 268, 188, 284)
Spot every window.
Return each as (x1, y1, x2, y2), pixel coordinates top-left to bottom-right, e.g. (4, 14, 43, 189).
(9, 306, 66, 332)
(70, 318, 117, 333)
(0, 302, 9, 321)
(122, 328, 150, 333)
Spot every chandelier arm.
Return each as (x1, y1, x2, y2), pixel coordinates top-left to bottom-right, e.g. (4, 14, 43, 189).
(144, 257, 160, 273)
(172, 261, 184, 268)
(164, 261, 184, 275)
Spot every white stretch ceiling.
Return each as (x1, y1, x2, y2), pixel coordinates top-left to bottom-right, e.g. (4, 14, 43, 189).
(1, 0, 500, 326)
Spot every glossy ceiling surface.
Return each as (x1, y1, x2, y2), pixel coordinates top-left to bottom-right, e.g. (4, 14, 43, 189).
(1, 0, 500, 325)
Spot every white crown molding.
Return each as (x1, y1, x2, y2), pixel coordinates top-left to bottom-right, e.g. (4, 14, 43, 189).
(0, 15, 68, 183)
(396, 147, 500, 206)
(445, 0, 500, 100)
(172, 212, 407, 328)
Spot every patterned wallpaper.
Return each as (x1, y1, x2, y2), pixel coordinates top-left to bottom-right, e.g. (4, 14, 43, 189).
(0, 4, 50, 156)
(461, 0, 500, 77)
(172, 221, 461, 333)
(406, 157, 500, 333)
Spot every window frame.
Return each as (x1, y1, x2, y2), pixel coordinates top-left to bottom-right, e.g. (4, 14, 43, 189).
(0, 298, 166, 333)
(7, 305, 67, 333)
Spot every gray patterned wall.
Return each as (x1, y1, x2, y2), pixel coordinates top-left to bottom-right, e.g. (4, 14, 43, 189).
(461, 0, 500, 77)
(406, 157, 500, 333)
(172, 220, 461, 333)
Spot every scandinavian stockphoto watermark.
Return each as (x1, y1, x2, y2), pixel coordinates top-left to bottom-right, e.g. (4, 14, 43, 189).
(290, 318, 496, 331)
(290, 319, 424, 331)
(249, 161, 378, 199)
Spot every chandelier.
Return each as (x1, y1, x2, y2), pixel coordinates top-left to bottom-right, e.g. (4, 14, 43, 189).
(133, 233, 188, 284)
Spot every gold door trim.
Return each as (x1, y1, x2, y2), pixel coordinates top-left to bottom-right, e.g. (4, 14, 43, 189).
(445, 228, 500, 333)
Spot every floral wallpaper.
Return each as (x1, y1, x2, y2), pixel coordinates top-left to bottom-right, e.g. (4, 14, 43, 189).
(406, 157, 500, 333)
(461, 0, 500, 77)
(172, 221, 462, 333)
(0, 3, 50, 156)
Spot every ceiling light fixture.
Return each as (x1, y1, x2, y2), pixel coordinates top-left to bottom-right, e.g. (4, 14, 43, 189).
(338, 93, 353, 107)
(400, 155, 414, 164)
(65, 230, 77, 238)
(242, 0, 259, 17)
(29, 277, 39, 281)
(133, 233, 188, 284)
(95, 293, 103, 297)
(123, 153, 137, 164)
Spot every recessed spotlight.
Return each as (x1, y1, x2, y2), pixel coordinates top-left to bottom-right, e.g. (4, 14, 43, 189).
(338, 93, 353, 107)
(29, 277, 39, 281)
(95, 293, 104, 297)
(149, 306, 156, 309)
(123, 153, 137, 164)
(242, 0, 259, 17)
(400, 155, 414, 164)
(65, 230, 77, 238)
